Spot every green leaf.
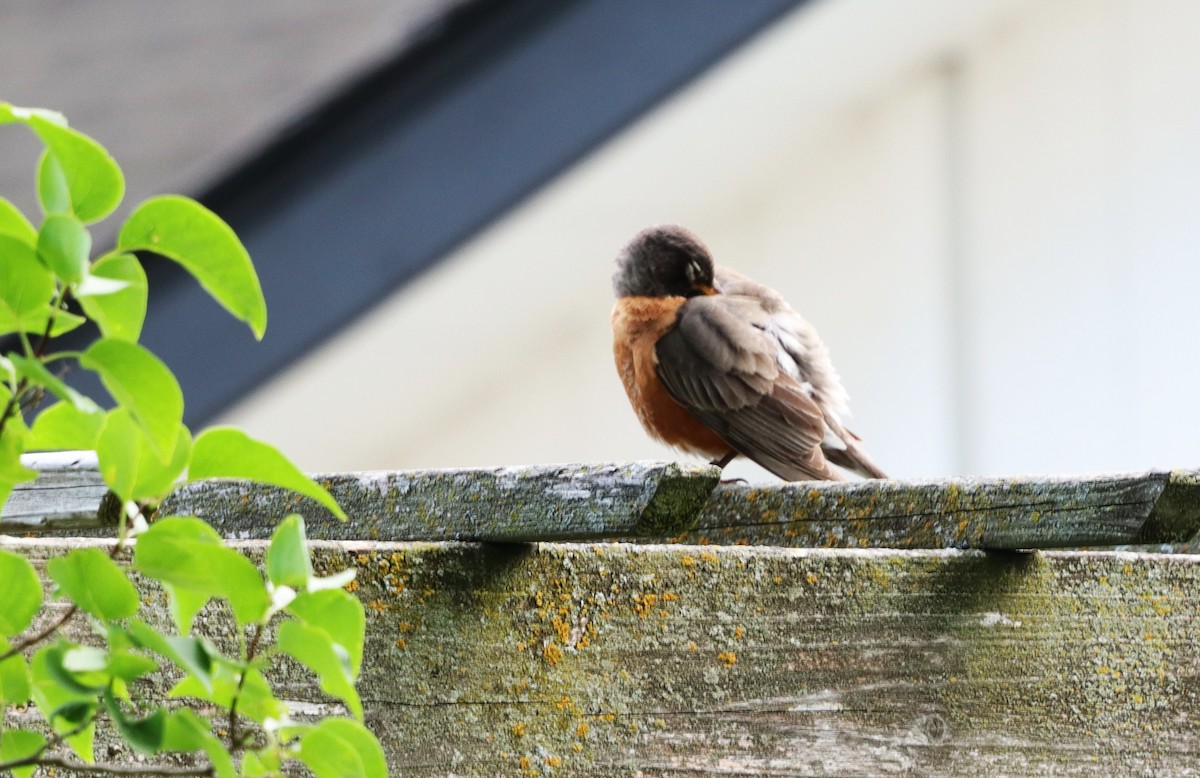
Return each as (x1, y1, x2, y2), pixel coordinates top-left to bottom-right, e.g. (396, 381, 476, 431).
(241, 749, 282, 777)
(62, 646, 108, 673)
(37, 150, 71, 216)
(76, 253, 147, 341)
(47, 547, 139, 621)
(0, 640, 32, 704)
(0, 235, 54, 335)
(133, 518, 270, 628)
(96, 408, 191, 503)
(277, 620, 362, 720)
(103, 688, 165, 756)
(118, 195, 266, 338)
(0, 409, 36, 509)
(28, 114, 124, 223)
(0, 729, 45, 778)
(0, 197, 36, 245)
(169, 663, 287, 724)
(37, 212, 90, 284)
(0, 103, 67, 126)
(267, 514, 311, 589)
(288, 590, 365, 677)
(0, 549, 42, 637)
(106, 650, 159, 682)
(126, 621, 215, 694)
(28, 401, 105, 451)
(10, 354, 100, 416)
(190, 427, 346, 520)
(298, 718, 387, 778)
(41, 643, 107, 695)
(161, 709, 236, 778)
(81, 339, 183, 458)
(29, 649, 96, 762)
(43, 308, 86, 336)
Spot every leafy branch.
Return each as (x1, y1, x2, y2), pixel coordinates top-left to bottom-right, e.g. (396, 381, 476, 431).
(0, 103, 384, 777)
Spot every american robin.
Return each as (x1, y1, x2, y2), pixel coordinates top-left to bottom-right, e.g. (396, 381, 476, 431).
(611, 225, 885, 481)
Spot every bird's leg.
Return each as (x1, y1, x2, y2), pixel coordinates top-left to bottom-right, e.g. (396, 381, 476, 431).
(709, 451, 746, 485)
(709, 451, 737, 468)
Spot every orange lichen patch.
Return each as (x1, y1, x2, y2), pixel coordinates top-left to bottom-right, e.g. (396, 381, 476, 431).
(367, 599, 388, 614)
(543, 642, 564, 666)
(546, 756, 561, 767)
(511, 723, 527, 738)
(806, 573, 819, 585)
(717, 651, 737, 668)
(661, 592, 678, 602)
(575, 722, 589, 738)
(699, 551, 720, 566)
(344, 580, 360, 593)
(395, 638, 407, 650)
(552, 617, 571, 644)
(632, 593, 659, 619)
(357, 553, 369, 566)
(733, 626, 745, 640)
(572, 743, 584, 753)
(688, 641, 698, 652)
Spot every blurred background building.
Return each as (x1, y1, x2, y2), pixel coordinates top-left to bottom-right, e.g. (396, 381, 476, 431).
(3, 0, 1198, 481)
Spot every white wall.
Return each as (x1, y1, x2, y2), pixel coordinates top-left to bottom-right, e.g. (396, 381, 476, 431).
(219, 0, 1200, 480)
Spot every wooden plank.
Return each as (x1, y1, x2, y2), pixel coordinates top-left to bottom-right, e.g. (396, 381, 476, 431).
(7, 538, 1200, 776)
(0, 451, 115, 534)
(656, 471, 1181, 550)
(1139, 469, 1200, 544)
(7, 454, 1200, 550)
(158, 461, 719, 541)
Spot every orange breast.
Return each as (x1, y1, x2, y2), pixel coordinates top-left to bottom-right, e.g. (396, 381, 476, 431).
(611, 296, 732, 458)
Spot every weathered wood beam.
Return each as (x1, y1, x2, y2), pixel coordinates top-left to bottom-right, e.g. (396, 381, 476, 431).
(5, 454, 1200, 550)
(8, 538, 1200, 776)
(0, 451, 115, 534)
(667, 471, 1194, 550)
(1, 457, 719, 541)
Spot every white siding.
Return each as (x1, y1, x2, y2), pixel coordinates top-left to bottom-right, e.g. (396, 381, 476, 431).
(221, 0, 1200, 480)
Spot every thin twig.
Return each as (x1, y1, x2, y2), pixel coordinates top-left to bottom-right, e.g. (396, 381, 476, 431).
(0, 603, 78, 662)
(0, 754, 214, 776)
(0, 541, 124, 662)
(228, 622, 265, 749)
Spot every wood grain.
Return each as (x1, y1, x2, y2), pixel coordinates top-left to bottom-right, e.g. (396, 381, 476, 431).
(7, 538, 1200, 776)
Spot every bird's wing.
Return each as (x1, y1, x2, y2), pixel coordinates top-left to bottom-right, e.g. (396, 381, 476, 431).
(654, 294, 838, 481)
(713, 267, 886, 479)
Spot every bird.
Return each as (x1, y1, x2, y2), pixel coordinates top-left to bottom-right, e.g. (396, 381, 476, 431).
(610, 225, 885, 481)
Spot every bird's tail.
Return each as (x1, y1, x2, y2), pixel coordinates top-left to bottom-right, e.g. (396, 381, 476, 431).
(822, 421, 887, 479)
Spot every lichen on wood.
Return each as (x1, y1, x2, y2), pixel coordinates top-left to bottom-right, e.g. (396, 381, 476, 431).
(8, 538, 1200, 776)
(656, 471, 1182, 550)
(158, 461, 719, 542)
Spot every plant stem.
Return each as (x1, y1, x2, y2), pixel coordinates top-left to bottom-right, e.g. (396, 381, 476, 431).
(0, 541, 123, 662)
(0, 754, 214, 776)
(228, 622, 265, 749)
(0, 603, 77, 661)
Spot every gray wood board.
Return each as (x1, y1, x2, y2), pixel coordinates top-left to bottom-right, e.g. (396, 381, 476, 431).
(7, 538, 1200, 776)
(659, 470, 1185, 549)
(5, 454, 1200, 549)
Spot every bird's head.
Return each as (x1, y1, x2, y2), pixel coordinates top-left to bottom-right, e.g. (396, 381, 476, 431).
(613, 225, 716, 299)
